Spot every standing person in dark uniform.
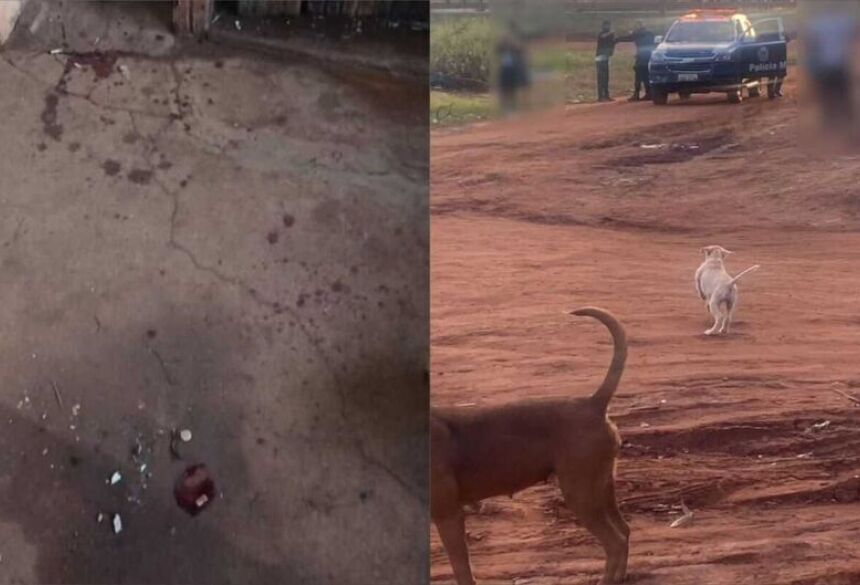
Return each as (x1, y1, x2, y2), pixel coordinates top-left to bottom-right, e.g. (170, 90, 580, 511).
(595, 20, 617, 102)
(619, 21, 656, 101)
(496, 26, 529, 115)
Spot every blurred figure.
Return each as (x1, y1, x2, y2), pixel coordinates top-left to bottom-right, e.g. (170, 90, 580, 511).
(595, 20, 617, 102)
(496, 25, 530, 114)
(803, 3, 858, 126)
(619, 20, 656, 101)
(773, 72, 785, 98)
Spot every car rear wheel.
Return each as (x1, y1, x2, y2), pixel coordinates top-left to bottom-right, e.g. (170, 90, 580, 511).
(748, 85, 761, 98)
(727, 90, 743, 104)
(679, 90, 692, 101)
(652, 90, 668, 105)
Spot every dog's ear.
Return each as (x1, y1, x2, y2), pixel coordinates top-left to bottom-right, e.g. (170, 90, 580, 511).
(700, 246, 712, 255)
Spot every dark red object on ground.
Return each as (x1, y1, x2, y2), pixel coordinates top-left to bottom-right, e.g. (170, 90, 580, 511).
(174, 464, 216, 516)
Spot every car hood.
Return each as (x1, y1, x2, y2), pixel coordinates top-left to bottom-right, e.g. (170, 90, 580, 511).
(657, 42, 734, 52)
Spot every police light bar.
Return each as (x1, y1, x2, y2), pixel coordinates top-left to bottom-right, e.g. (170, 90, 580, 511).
(681, 9, 738, 20)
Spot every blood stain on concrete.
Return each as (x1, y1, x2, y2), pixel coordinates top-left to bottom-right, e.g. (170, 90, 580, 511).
(127, 169, 153, 185)
(102, 159, 121, 176)
(41, 93, 63, 141)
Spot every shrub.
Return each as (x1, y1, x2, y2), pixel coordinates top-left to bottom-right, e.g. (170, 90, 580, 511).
(430, 18, 495, 89)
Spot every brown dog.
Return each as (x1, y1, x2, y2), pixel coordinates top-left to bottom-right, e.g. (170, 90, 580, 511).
(431, 307, 629, 585)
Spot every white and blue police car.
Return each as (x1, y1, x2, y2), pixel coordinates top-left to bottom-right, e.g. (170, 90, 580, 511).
(648, 10, 788, 105)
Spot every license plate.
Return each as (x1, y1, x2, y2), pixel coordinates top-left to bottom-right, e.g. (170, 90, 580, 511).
(678, 73, 699, 81)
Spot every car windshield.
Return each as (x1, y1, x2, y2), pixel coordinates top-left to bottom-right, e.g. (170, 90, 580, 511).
(666, 21, 736, 43)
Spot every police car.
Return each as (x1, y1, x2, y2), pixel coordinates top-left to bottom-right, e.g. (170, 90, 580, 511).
(648, 10, 787, 104)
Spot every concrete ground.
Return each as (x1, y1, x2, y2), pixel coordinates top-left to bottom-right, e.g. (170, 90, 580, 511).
(0, 4, 428, 585)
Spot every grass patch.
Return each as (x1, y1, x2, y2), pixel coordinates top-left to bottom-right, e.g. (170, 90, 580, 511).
(431, 90, 495, 126)
(565, 11, 676, 41)
(431, 45, 638, 127)
(565, 46, 637, 103)
(431, 17, 495, 88)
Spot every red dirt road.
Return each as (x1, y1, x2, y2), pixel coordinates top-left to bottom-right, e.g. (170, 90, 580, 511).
(431, 84, 860, 584)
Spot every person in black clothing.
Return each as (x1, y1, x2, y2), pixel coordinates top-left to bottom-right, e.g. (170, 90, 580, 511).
(497, 27, 529, 114)
(619, 21, 656, 101)
(595, 20, 616, 102)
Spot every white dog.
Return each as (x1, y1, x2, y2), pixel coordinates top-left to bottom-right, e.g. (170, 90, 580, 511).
(695, 245, 759, 335)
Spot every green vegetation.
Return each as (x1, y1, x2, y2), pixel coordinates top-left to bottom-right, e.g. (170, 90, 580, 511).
(431, 90, 495, 126)
(430, 17, 495, 88)
(564, 48, 636, 104)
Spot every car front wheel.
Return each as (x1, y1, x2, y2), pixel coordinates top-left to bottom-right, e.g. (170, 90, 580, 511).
(652, 90, 668, 105)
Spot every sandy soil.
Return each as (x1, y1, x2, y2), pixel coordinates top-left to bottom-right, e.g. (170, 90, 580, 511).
(431, 79, 860, 584)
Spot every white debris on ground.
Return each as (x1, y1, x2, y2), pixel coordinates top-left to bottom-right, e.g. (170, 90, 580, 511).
(807, 420, 831, 433)
(109, 471, 122, 486)
(112, 514, 123, 534)
(669, 501, 694, 528)
(179, 429, 192, 443)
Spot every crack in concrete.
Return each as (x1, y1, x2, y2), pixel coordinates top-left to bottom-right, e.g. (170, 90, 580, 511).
(125, 112, 423, 502)
(3, 218, 26, 248)
(149, 347, 177, 387)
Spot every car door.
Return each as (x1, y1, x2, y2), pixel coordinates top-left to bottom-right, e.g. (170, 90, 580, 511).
(736, 16, 788, 79)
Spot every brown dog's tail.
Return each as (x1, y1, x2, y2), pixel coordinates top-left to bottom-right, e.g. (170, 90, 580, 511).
(570, 307, 627, 414)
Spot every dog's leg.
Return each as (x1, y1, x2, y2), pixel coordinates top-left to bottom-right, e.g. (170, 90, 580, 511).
(719, 305, 732, 334)
(559, 472, 628, 584)
(720, 297, 736, 334)
(435, 511, 477, 585)
(603, 482, 630, 582)
(704, 296, 722, 336)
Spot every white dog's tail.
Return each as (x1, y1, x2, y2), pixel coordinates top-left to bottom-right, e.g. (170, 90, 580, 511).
(570, 307, 627, 414)
(730, 264, 760, 286)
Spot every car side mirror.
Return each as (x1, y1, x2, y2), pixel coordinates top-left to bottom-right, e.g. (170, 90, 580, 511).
(654, 35, 663, 44)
